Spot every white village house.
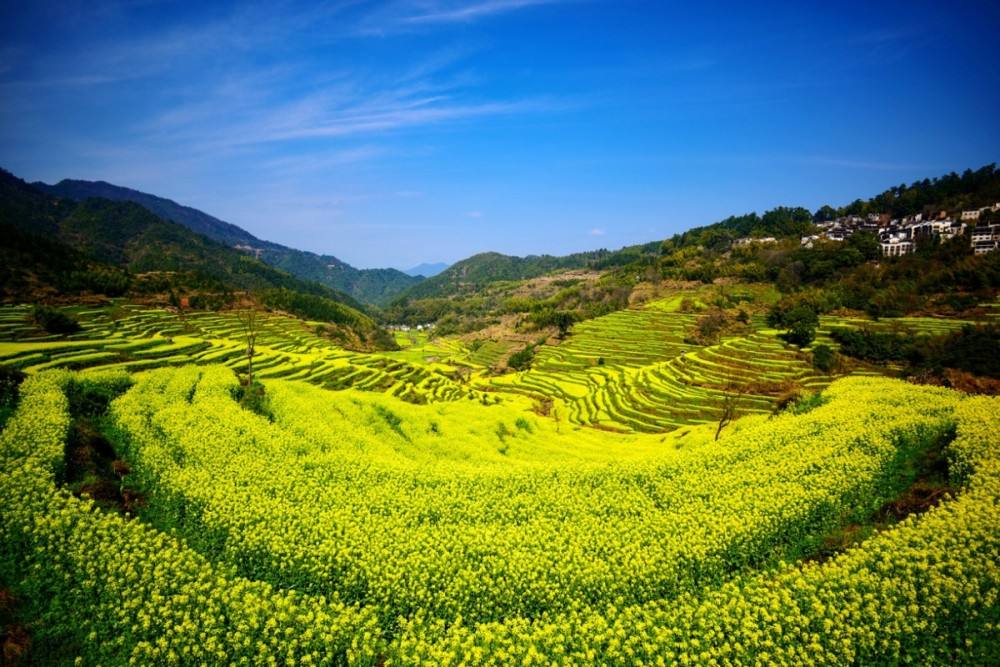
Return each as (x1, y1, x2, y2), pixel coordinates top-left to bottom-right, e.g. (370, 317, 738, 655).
(799, 203, 999, 257)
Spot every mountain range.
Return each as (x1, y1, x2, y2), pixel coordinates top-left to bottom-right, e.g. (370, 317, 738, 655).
(33, 179, 421, 306)
(26, 176, 658, 306)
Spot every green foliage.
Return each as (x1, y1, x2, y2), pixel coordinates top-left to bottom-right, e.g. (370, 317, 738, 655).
(831, 327, 915, 362)
(232, 379, 272, 420)
(828, 163, 1000, 219)
(528, 308, 578, 337)
(65, 374, 134, 419)
(397, 244, 660, 302)
(811, 344, 837, 373)
(784, 308, 818, 346)
(0, 365, 26, 430)
(259, 288, 364, 327)
(37, 176, 422, 306)
(507, 344, 536, 370)
(32, 305, 82, 334)
(788, 391, 828, 415)
(927, 324, 1000, 378)
(768, 303, 818, 346)
(0, 171, 380, 338)
(836, 324, 1000, 380)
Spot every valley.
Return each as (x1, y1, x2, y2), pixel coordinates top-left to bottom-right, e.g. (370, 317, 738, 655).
(2, 141, 999, 667)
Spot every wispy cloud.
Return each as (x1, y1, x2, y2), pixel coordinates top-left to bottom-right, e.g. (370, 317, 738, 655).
(256, 146, 387, 176)
(357, 0, 562, 34)
(465, 210, 483, 218)
(588, 227, 605, 236)
(405, 0, 562, 24)
(134, 45, 564, 154)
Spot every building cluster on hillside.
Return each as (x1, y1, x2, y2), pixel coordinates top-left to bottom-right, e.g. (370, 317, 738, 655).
(387, 323, 435, 332)
(233, 243, 265, 259)
(795, 203, 1000, 257)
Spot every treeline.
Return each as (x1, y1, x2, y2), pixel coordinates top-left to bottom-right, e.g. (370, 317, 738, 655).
(762, 236, 1000, 321)
(388, 164, 1000, 337)
(822, 163, 1000, 220)
(671, 207, 815, 251)
(671, 163, 1000, 251)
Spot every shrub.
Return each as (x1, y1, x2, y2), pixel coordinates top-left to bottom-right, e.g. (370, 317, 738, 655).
(779, 305, 818, 346)
(232, 380, 272, 421)
(32, 305, 82, 334)
(507, 345, 535, 370)
(831, 327, 914, 362)
(812, 344, 837, 373)
(926, 324, 1000, 379)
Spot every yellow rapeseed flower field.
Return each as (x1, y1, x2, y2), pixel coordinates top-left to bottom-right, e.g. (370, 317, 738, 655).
(1, 366, 997, 665)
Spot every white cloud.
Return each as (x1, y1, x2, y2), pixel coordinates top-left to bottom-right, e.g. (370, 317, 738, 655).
(589, 227, 605, 236)
(465, 210, 484, 218)
(356, 0, 563, 34)
(404, 0, 563, 24)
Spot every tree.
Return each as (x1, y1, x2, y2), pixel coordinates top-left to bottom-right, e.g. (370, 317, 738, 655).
(32, 304, 81, 334)
(812, 344, 836, 372)
(236, 306, 260, 385)
(693, 308, 729, 345)
(781, 305, 819, 347)
(814, 205, 838, 222)
(847, 231, 880, 261)
(553, 311, 577, 339)
(715, 380, 746, 441)
(507, 344, 535, 371)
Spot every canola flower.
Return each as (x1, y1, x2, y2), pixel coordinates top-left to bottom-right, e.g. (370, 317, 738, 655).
(389, 393, 1000, 665)
(0, 372, 381, 666)
(1, 367, 997, 665)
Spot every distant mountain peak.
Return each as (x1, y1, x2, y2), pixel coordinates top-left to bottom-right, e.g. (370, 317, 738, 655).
(403, 262, 450, 277)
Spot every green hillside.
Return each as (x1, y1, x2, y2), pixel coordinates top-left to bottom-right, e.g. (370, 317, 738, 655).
(0, 169, 394, 350)
(397, 243, 661, 301)
(36, 178, 422, 305)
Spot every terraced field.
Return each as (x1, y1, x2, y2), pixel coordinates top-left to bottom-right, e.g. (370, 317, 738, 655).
(481, 294, 999, 432)
(0, 304, 491, 406)
(3, 295, 992, 435)
(485, 302, 832, 431)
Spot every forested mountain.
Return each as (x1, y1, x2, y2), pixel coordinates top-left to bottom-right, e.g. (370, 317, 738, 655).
(35, 178, 421, 305)
(1, 169, 395, 349)
(398, 243, 661, 301)
(33, 179, 260, 247)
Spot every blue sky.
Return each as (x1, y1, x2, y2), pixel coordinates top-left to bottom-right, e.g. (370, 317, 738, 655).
(1, 1, 998, 269)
